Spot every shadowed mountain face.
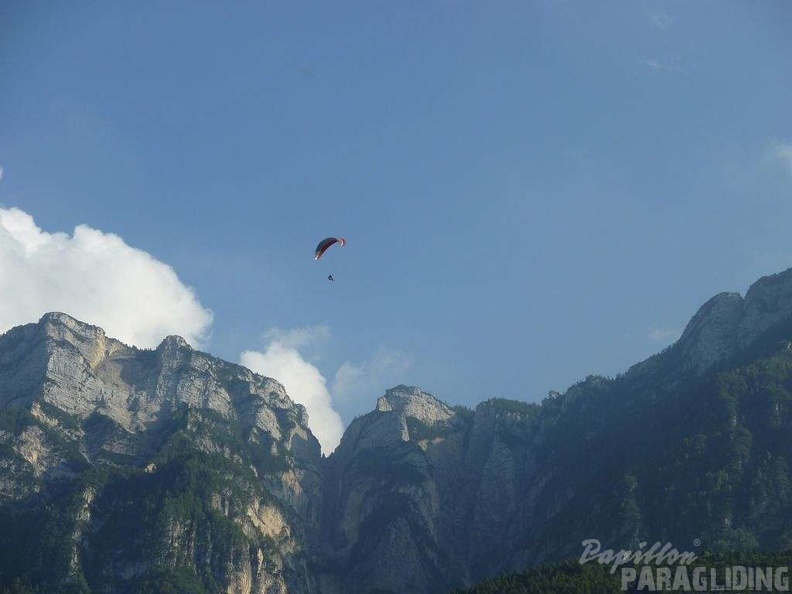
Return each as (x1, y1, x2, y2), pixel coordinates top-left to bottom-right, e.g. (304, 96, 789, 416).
(2, 269, 792, 593)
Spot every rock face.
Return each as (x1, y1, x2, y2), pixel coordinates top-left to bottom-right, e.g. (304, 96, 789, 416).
(675, 292, 744, 373)
(0, 312, 323, 593)
(2, 267, 792, 593)
(320, 386, 464, 593)
(675, 269, 792, 373)
(321, 389, 581, 593)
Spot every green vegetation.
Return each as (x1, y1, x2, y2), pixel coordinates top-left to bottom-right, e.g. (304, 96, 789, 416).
(456, 551, 792, 594)
(0, 406, 32, 436)
(352, 446, 428, 485)
(3, 308, 792, 593)
(406, 416, 456, 443)
(452, 560, 623, 594)
(0, 407, 297, 594)
(481, 398, 540, 417)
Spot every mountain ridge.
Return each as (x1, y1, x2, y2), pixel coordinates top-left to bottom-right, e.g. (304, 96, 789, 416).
(2, 268, 792, 593)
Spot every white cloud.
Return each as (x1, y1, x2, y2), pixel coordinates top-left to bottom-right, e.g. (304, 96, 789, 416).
(0, 165, 4, 181)
(650, 12, 675, 32)
(333, 347, 413, 404)
(263, 325, 331, 350)
(0, 207, 213, 348)
(645, 57, 685, 74)
(766, 140, 792, 175)
(240, 330, 411, 454)
(241, 341, 344, 455)
(647, 327, 681, 343)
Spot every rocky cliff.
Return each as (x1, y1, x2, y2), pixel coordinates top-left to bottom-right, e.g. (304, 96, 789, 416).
(2, 268, 792, 593)
(0, 312, 323, 593)
(673, 269, 792, 374)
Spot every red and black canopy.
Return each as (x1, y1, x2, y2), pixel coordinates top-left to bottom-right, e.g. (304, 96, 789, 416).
(314, 237, 346, 260)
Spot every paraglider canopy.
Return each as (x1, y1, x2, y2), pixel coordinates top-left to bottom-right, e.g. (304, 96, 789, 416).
(315, 237, 346, 260)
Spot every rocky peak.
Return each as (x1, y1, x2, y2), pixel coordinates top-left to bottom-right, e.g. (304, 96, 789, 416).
(155, 335, 191, 364)
(157, 335, 190, 351)
(675, 268, 792, 373)
(676, 292, 744, 373)
(375, 385, 454, 426)
(738, 268, 792, 346)
(36, 312, 133, 371)
(333, 386, 456, 455)
(1, 314, 321, 462)
(39, 311, 107, 342)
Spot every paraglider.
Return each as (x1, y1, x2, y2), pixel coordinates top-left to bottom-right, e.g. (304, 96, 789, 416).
(314, 237, 346, 260)
(314, 237, 346, 283)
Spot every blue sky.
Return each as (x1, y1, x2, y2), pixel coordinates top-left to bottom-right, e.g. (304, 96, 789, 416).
(1, 1, 791, 450)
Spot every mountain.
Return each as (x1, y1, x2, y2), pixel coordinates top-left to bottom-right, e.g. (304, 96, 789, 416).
(1, 268, 792, 593)
(0, 313, 323, 593)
